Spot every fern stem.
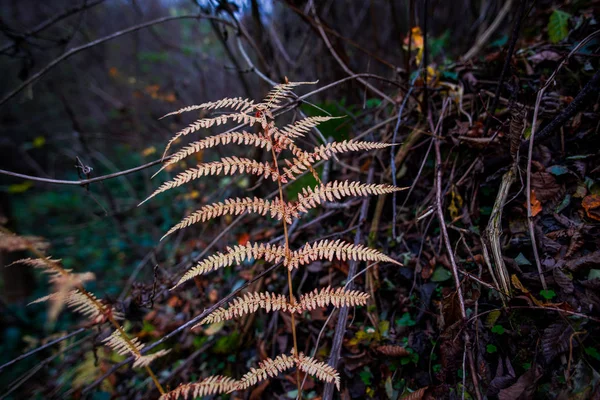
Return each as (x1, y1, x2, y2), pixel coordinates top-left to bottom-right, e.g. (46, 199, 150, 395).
(269, 133, 302, 397)
(2, 226, 166, 395)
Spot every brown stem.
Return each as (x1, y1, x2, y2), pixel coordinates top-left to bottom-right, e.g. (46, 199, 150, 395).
(268, 130, 301, 396)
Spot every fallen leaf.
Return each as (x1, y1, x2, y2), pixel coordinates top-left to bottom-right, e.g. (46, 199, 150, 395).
(582, 194, 600, 221)
(527, 190, 543, 217)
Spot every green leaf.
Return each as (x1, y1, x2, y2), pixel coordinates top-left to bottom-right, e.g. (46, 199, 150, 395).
(585, 347, 600, 361)
(396, 312, 416, 327)
(548, 10, 571, 43)
(359, 367, 373, 385)
(515, 253, 532, 266)
(431, 266, 452, 282)
(8, 181, 33, 193)
(540, 289, 556, 300)
(486, 344, 498, 354)
(491, 325, 505, 335)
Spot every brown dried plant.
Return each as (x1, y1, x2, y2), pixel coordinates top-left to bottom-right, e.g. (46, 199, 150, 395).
(1, 226, 170, 396)
(146, 81, 403, 398)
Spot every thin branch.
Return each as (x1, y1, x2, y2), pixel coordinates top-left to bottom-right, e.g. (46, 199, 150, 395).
(0, 157, 167, 186)
(433, 99, 482, 400)
(0, 0, 106, 54)
(308, 1, 395, 104)
(0, 327, 86, 372)
(0, 14, 236, 107)
(462, 0, 514, 61)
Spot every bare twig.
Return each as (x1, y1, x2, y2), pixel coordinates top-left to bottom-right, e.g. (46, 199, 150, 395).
(0, 0, 106, 54)
(0, 14, 236, 107)
(463, 0, 514, 62)
(433, 99, 482, 400)
(0, 327, 86, 372)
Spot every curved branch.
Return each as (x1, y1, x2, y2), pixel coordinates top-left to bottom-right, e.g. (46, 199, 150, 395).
(0, 14, 236, 107)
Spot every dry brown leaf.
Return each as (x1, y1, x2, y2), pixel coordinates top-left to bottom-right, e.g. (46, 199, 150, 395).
(376, 345, 410, 357)
(582, 194, 600, 221)
(401, 386, 428, 400)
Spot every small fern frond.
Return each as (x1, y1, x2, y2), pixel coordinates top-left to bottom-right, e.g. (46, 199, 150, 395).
(295, 181, 405, 213)
(155, 131, 273, 177)
(297, 286, 369, 312)
(288, 239, 400, 270)
(296, 352, 341, 390)
(282, 140, 392, 180)
(0, 231, 49, 252)
(162, 197, 292, 240)
(140, 158, 281, 205)
(103, 329, 144, 357)
(234, 353, 297, 391)
(159, 97, 256, 119)
(174, 242, 287, 287)
(261, 81, 317, 108)
(163, 113, 261, 158)
(197, 291, 292, 326)
(159, 376, 238, 400)
(32, 290, 108, 322)
(276, 116, 344, 139)
(132, 349, 171, 368)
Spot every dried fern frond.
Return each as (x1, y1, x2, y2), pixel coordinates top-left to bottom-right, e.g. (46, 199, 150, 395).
(0, 231, 49, 252)
(159, 97, 256, 119)
(197, 291, 292, 326)
(234, 353, 297, 391)
(163, 113, 262, 158)
(159, 376, 238, 400)
(295, 181, 405, 213)
(132, 349, 171, 368)
(282, 140, 392, 180)
(103, 329, 144, 357)
(275, 116, 344, 139)
(174, 242, 287, 288)
(31, 289, 108, 322)
(288, 239, 401, 270)
(261, 81, 317, 108)
(297, 286, 369, 312)
(141, 158, 281, 205)
(163, 197, 292, 240)
(296, 352, 341, 390)
(155, 131, 273, 177)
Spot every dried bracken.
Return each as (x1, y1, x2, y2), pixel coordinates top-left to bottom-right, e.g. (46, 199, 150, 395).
(144, 81, 400, 396)
(296, 352, 341, 390)
(295, 181, 405, 213)
(198, 286, 369, 325)
(141, 157, 281, 204)
(159, 376, 238, 400)
(198, 291, 293, 326)
(103, 329, 144, 356)
(173, 242, 288, 287)
(288, 239, 401, 270)
(158, 131, 273, 175)
(163, 112, 262, 158)
(162, 197, 291, 240)
(132, 349, 171, 368)
(234, 353, 297, 391)
(0, 231, 49, 252)
(282, 140, 392, 180)
(297, 286, 370, 311)
(159, 97, 256, 119)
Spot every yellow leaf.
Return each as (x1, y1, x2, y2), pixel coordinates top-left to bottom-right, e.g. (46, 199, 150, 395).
(8, 181, 33, 193)
(448, 186, 463, 220)
(142, 146, 156, 157)
(32, 136, 45, 148)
